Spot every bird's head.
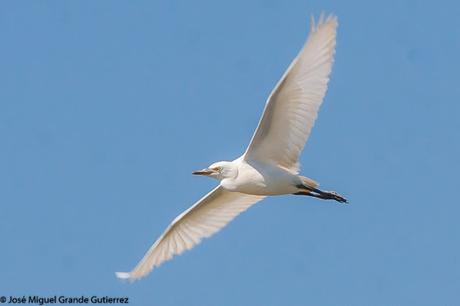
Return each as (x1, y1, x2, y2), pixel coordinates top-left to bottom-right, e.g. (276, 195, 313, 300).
(192, 161, 237, 181)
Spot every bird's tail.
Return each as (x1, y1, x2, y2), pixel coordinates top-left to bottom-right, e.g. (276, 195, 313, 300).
(300, 176, 319, 189)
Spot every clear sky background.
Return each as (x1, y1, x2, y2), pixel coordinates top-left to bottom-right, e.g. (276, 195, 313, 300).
(1, 1, 459, 305)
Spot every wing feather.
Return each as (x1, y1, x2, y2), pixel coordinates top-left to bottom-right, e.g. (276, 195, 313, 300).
(244, 15, 338, 173)
(116, 186, 264, 281)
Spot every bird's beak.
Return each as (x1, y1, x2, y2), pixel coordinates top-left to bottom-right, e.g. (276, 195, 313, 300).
(192, 168, 214, 176)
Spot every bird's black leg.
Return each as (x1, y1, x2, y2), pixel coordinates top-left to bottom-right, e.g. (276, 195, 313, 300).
(295, 185, 348, 203)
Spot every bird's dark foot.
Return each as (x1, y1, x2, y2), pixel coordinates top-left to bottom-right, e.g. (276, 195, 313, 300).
(324, 191, 348, 203)
(294, 188, 348, 204)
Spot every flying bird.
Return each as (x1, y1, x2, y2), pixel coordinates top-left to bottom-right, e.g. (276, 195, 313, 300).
(116, 14, 346, 281)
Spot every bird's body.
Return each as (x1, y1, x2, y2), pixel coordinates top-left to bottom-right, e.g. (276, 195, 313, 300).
(117, 14, 347, 281)
(220, 158, 301, 195)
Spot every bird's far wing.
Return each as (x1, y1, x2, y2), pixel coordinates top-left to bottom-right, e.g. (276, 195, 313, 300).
(116, 186, 265, 281)
(244, 15, 338, 173)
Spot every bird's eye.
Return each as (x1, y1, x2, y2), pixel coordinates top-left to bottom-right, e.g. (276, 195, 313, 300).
(212, 167, 221, 172)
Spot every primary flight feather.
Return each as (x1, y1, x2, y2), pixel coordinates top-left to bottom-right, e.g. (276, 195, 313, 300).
(116, 14, 346, 281)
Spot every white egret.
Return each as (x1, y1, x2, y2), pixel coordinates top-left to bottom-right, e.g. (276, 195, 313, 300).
(116, 14, 346, 281)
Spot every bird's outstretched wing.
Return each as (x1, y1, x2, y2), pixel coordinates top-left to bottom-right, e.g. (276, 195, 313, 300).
(244, 15, 338, 173)
(116, 186, 264, 281)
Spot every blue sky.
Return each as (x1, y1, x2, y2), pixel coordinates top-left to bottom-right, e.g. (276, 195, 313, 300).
(1, 0, 459, 305)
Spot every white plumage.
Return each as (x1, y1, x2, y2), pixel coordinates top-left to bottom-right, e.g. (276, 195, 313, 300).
(117, 14, 345, 281)
(116, 187, 264, 280)
(245, 15, 337, 173)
